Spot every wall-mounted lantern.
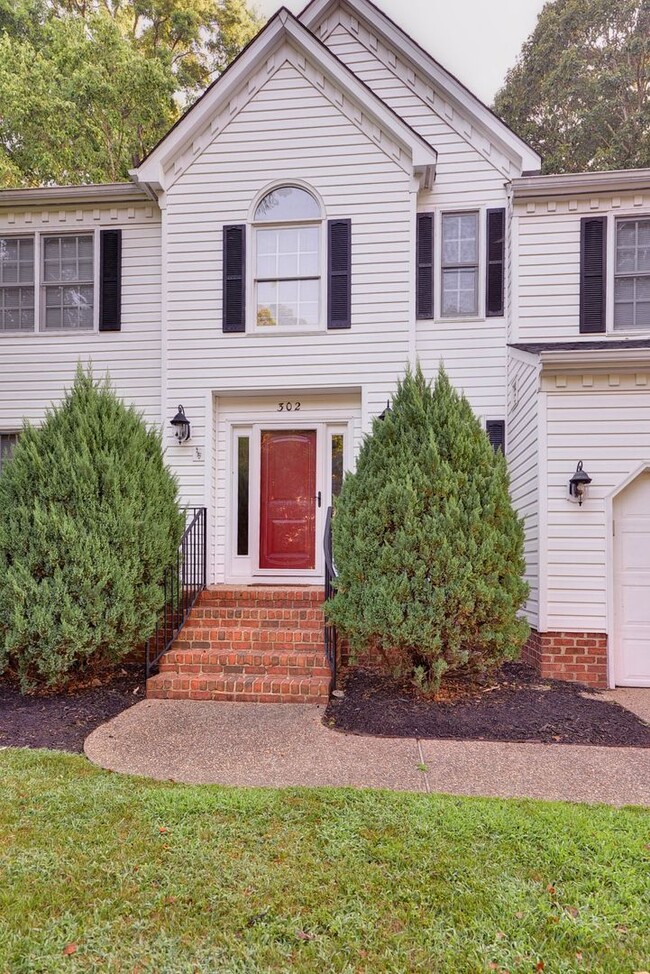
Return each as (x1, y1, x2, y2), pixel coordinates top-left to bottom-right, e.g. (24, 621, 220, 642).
(171, 405, 191, 444)
(569, 461, 592, 506)
(379, 400, 392, 421)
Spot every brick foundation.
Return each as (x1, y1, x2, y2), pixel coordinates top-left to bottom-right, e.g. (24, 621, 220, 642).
(522, 630, 608, 689)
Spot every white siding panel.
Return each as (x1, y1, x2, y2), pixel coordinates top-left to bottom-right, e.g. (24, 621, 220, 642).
(545, 386, 650, 632)
(514, 193, 650, 343)
(322, 22, 510, 416)
(0, 205, 162, 430)
(163, 61, 412, 562)
(507, 355, 540, 626)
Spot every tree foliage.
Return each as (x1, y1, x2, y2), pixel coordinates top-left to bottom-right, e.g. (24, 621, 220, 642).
(0, 367, 185, 691)
(0, 0, 261, 186)
(494, 0, 650, 174)
(327, 365, 529, 692)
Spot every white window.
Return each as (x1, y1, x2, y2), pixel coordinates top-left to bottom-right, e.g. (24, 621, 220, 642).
(0, 231, 98, 333)
(0, 432, 18, 475)
(614, 219, 650, 330)
(43, 235, 94, 331)
(441, 212, 479, 317)
(0, 237, 35, 332)
(254, 186, 322, 330)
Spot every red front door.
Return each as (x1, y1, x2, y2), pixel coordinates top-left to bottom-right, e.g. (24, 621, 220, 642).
(260, 430, 317, 571)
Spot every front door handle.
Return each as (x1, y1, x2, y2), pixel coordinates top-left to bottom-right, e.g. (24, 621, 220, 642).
(316, 491, 322, 508)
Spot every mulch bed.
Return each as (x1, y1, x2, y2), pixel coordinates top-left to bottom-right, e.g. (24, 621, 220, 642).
(325, 663, 650, 748)
(0, 665, 144, 753)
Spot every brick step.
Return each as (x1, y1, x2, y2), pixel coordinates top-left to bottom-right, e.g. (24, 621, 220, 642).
(159, 646, 330, 678)
(175, 626, 325, 651)
(188, 608, 324, 629)
(177, 618, 324, 649)
(200, 587, 324, 610)
(147, 671, 331, 704)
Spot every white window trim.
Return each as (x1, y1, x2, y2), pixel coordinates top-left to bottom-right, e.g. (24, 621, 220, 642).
(0, 228, 100, 336)
(436, 207, 486, 322)
(607, 214, 650, 335)
(245, 181, 328, 336)
(249, 218, 327, 335)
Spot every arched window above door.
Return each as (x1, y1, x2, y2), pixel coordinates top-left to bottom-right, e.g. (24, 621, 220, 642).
(254, 185, 322, 330)
(254, 186, 321, 223)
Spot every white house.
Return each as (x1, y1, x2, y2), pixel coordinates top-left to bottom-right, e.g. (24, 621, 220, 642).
(1, 0, 649, 696)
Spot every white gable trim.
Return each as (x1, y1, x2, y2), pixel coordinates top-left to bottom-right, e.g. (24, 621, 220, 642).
(300, 0, 542, 176)
(132, 9, 437, 193)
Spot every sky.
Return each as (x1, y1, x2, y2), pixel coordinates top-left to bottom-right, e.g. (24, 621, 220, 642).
(253, 0, 546, 104)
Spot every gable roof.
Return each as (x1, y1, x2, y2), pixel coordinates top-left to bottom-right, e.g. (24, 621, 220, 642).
(299, 0, 542, 175)
(132, 7, 437, 193)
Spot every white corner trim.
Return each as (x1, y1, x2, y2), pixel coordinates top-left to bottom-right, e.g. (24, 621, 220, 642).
(537, 387, 549, 635)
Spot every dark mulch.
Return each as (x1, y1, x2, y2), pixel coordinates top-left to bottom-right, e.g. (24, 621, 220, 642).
(325, 663, 650, 748)
(0, 665, 144, 753)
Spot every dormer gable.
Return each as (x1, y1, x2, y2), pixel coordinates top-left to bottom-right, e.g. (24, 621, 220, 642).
(132, 8, 437, 195)
(300, 0, 542, 178)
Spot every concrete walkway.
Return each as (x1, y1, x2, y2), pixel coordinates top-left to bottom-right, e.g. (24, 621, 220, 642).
(85, 693, 650, 807)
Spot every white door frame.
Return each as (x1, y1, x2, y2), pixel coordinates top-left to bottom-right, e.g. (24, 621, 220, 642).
(606, 460, 650, 687)
(225, 416, 352, 585)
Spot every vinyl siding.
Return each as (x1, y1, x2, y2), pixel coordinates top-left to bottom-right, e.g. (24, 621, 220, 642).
(163, 57, 413, 562)
(514, 192, 650, 343)
(0, 204, 162, 430)
(507, 353, 540, 626)
(321, 19, 510, 418)
(544, 377, 650, 633)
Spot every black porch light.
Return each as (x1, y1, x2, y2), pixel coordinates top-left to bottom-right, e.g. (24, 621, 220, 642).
(171, 405, 191, 444)
(569, 461, 592, 506)
(379, 400, 392, 421)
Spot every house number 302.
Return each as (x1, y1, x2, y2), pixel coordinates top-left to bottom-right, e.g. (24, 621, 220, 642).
(277, 402, 301, 412)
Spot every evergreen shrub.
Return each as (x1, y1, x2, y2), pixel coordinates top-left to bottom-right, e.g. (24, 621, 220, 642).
(327, 365, 529, 691)
(0, 367, 184, 691)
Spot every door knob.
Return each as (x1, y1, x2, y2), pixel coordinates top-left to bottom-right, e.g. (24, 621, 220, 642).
(316, 491, 322, 508)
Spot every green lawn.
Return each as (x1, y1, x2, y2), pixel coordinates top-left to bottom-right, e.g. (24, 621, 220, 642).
(1, 750, 649, 974)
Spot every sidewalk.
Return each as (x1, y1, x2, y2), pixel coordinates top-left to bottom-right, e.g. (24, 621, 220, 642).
(85, 698, 650, 806)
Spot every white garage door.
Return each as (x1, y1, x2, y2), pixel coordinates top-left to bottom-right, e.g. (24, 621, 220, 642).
(614, 472, 650, 687)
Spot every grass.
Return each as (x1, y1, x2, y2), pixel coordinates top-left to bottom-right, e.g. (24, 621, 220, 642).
(1, 750, 649, 973)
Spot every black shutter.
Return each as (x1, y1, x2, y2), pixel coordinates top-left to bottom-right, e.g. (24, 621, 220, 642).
(223, 224, 246, 333)
(416, 212, 434, 319)
(486, 208, 505, 318)
(486, 420, 506, 453)
(580, 216, 607, 334)
(99, 229, 121, 332)
(328, 219, 352, 330)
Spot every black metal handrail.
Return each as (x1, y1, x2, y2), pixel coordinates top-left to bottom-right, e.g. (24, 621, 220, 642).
(146, 507, 207, 678)
(323, 506, 338, 690)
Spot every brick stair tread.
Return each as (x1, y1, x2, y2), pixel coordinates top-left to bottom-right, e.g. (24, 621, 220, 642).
(186, 613, 324, 628)
(147, 671, 330, 703)
(177, 632, 324, 647)
(200, 588, 324, 608)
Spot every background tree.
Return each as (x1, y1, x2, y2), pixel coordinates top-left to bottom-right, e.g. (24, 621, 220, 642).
(0, 0, 261, 186)
(327, 365, 529, 692)
(0, 367, 185, 691)
(494, 0, 650, 174)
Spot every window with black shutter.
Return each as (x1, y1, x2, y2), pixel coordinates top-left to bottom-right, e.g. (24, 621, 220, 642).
(416, 212, 434, 319)
(486, 420, 506, 453)
(580, 216, 607, 334)
(99, 229, 122, 332)
(486, 208, 505, 317)
(328, 219, 352, 330)
(223, 224, 246, 333)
